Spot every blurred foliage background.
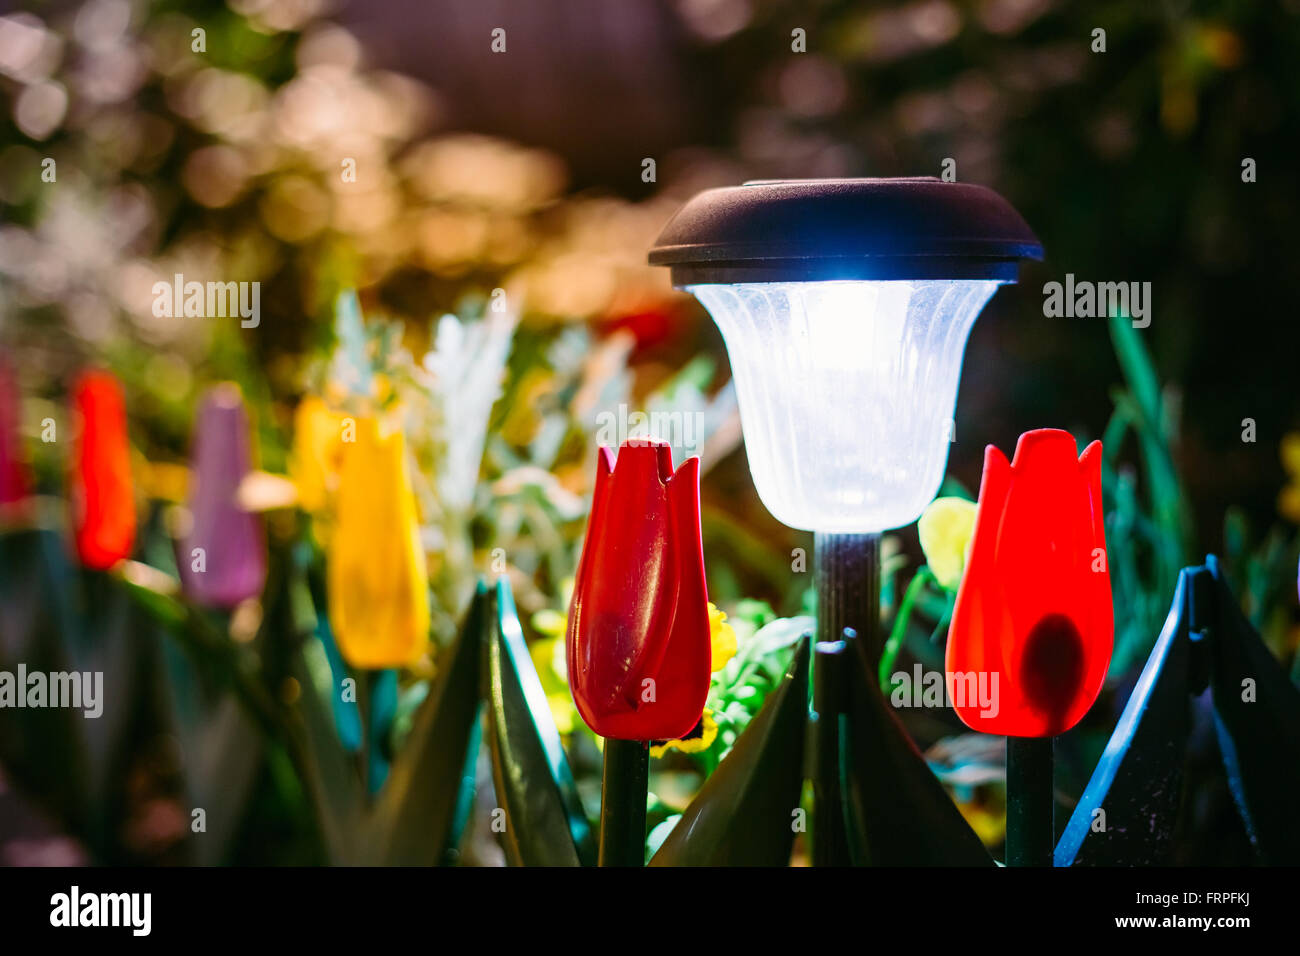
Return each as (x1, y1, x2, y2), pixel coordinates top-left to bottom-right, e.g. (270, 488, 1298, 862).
(1, 0, 1298, 866)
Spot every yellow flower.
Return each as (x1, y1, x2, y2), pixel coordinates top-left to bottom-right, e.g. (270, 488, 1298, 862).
(531, 608, 567, 640)
(529, 634, 579, 734)
(499, 368, 556, 446)
(530, 579, 575, 640)
(955, 794, 1006, 848)
(708, 603, 737, 672)
(327, 418, 430, 669)
(1278, 433, 1300, 524)
(289, 396, 346, 514)
(650, 708, 718, 758)
(526, 583, 585, 736)
(918, 496, 977, 591)
(546, 693, 576, 735)
(529, 584, 730, 734)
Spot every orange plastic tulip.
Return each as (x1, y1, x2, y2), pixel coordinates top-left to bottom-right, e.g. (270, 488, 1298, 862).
(70, 371, 136, 570)
(945, 429, 1113, 737)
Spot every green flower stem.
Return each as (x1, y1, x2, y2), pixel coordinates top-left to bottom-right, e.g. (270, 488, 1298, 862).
(598, 738, 649, 866)
(1006, 735, 1054, 866)
(928, 597, 954, 645)
(878, 567, 935, 687)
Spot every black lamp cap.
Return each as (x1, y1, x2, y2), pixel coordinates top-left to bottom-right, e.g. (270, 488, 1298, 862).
(648, 177, 1043, 285)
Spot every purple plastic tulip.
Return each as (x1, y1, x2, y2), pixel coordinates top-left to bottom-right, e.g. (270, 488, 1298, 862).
(180, 384, 266, 608)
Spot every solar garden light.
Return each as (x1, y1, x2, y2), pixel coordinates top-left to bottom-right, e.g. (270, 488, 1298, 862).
(650, 178, 1041, 863)
(650, 177, 1041, 656)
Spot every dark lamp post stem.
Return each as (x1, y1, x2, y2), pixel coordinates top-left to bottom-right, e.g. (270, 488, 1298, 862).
(1006, 735, 1054, 866)
(812, 639, 850, 866)
(815, 532, 881, 672)
(598, 738, 649, 866)
(812, 532, 880, 867)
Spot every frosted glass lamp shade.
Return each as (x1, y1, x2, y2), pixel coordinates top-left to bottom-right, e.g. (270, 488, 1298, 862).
(691, 279, 999, 533)
(649, 177, 1042, 533)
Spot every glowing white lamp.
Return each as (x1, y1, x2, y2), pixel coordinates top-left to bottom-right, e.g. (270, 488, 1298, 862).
(650, 178, 1042, 661)
(688, 278, 998, 533)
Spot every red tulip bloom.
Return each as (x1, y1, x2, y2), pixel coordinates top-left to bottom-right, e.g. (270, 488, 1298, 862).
(945, 429, 1112, 737)
(70, 371, 136, 570)
(566, 440, 711, 741)
(0, 359, 28, 506)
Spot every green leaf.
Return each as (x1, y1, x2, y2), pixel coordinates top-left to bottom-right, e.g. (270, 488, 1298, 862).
(1108, 315, 1190, 591)
(333, 289, 373, 396)
(747, 615, 814, 657)
(0, 529, 90, 838)
(485, 577, 595, 866)
(646, 814, 682, 858)
(118, 540, 342, 864)
(1108, 312, 1161, 430)
(157, 652, 264, 866)
(650, 636, 810, 866)
(364, 583, 488, 865)
(68, 568, 151, 857)
(147, 580, 262, 865)
(287, 631, 365, 864)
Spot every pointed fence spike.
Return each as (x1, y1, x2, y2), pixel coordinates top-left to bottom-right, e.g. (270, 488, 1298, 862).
(1204, 555, 1300, 864)
(485, 577, 596, 866)
(650, 636, 811, 866)
(840, 632, 994, 866)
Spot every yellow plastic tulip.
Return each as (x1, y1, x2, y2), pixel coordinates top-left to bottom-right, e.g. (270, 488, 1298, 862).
(328, 418, 430, 669)
(290, 396, 345, 514)
(917, 496, 977, 591)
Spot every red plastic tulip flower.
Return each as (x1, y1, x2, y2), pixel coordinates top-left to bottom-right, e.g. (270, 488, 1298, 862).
(566, 440, 712, 741)
(70, 371, 136, 570)
(0, 359, 28, 506)
(945, 429, 1113, 737)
